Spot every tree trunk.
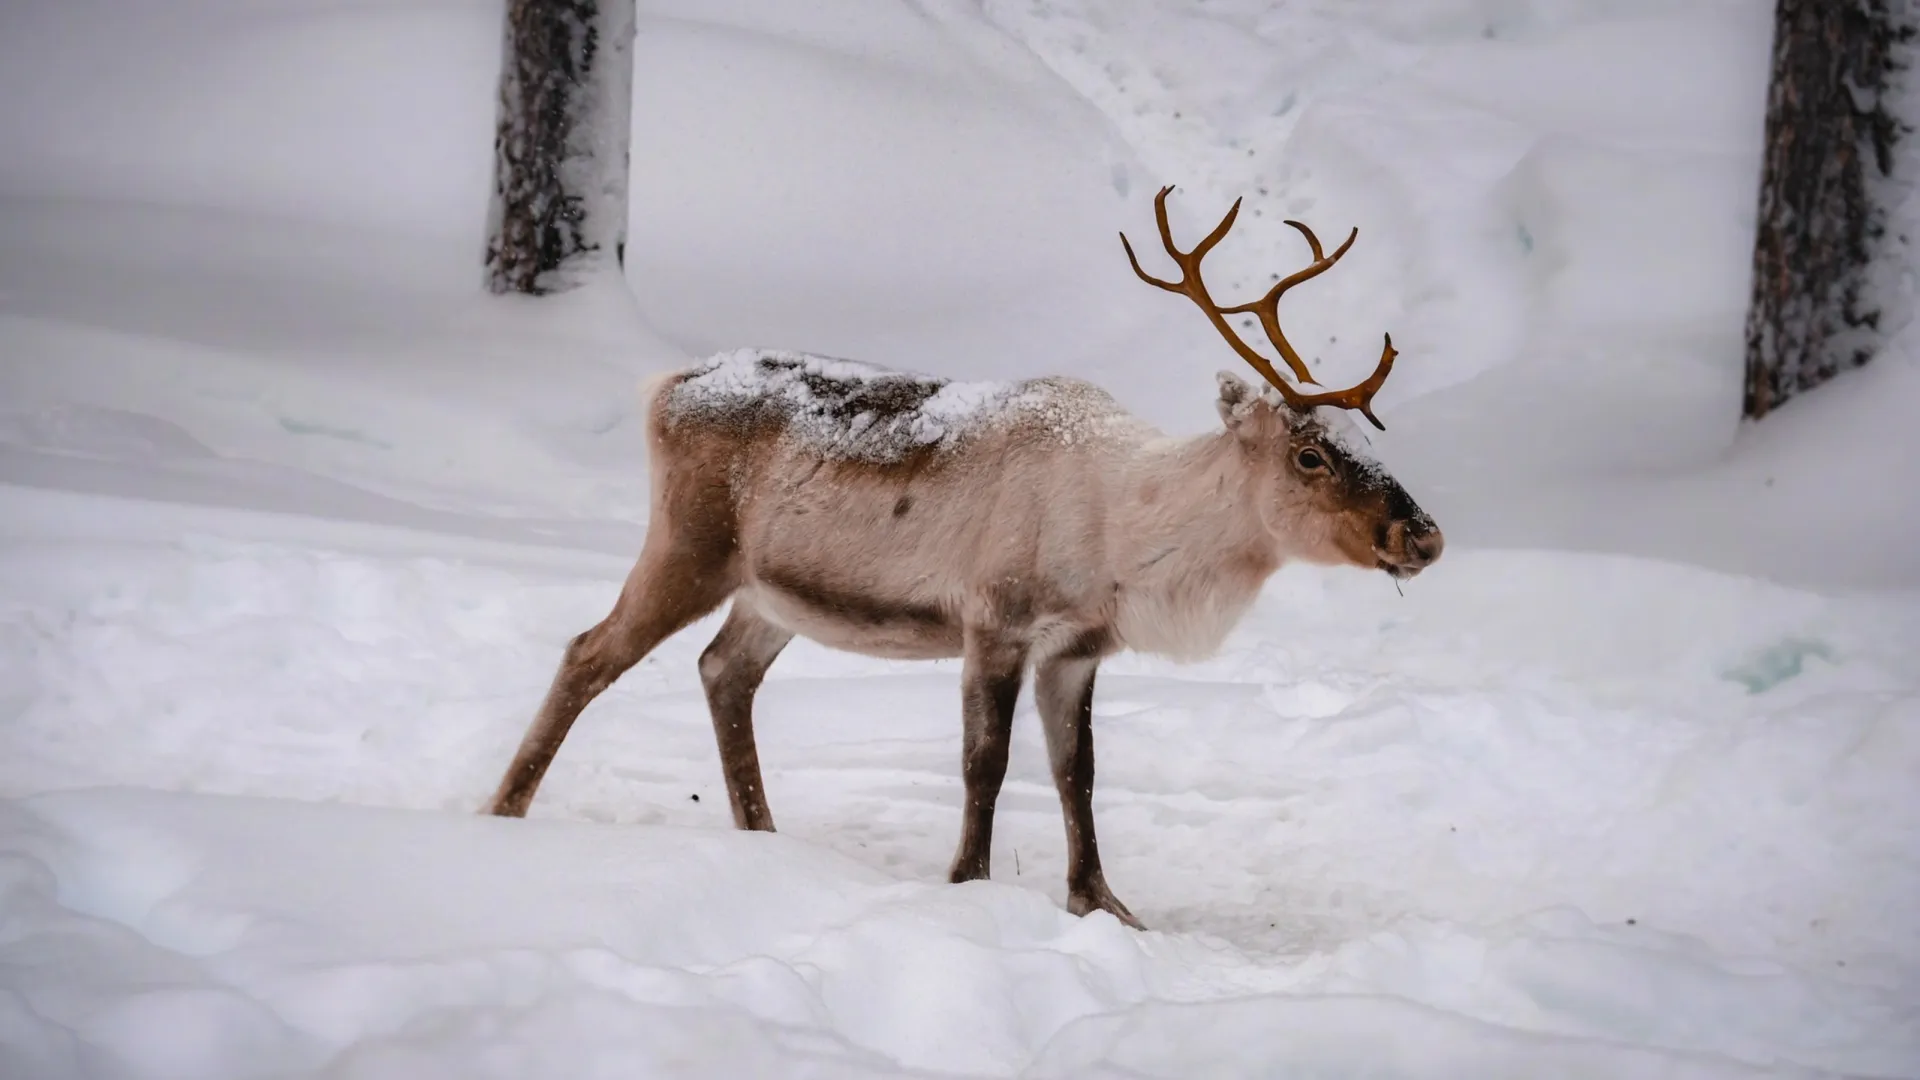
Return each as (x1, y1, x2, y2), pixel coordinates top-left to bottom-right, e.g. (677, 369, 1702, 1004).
(485, 0, 636, 295)
(1742, 0, 1913, 421)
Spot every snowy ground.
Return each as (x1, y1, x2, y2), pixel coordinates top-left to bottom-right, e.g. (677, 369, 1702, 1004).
(2, 1, 1917, 1078)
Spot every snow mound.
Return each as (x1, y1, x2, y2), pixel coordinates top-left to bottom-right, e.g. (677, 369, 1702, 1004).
(1, 788, 1907, 1079)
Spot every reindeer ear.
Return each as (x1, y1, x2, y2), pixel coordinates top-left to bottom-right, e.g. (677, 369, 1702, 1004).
(1216, 370, 1255, 426)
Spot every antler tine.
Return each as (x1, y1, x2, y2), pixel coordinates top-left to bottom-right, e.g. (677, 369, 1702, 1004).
(1120, 188, 1177, 291)
(1119, 232, 1178, 293)
(1278, 220, 1358, 288)
(1281, 218, 1329, 262)
(1181, 190, 1243, 264)
(1283, 333, 1397, 430)
(1121, 186, 1242, 289)
(1218, 222, 1358, 386)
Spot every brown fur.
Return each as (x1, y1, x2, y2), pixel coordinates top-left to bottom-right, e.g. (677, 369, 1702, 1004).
(485, 356, 1442, 929)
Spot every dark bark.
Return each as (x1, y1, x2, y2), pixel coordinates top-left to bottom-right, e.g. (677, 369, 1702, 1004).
(1743, 0, 1914, 420)
(485, 0, 635, 295)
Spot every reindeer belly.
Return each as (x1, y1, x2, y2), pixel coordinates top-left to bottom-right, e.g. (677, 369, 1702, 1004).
(740, 572, 964, 660)
(734, 455, 980, 659)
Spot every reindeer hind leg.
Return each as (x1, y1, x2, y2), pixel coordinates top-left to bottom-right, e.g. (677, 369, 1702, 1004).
(697, 599, 792, 831)
(487, 537, 735, 817)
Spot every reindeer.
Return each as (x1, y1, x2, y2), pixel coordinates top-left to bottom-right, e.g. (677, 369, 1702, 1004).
(485, 187, 1442, 929)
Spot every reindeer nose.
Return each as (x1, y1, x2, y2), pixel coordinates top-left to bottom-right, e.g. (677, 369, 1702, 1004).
(1408, 525, 1444, 567)
(1384, 519, 1444, 570)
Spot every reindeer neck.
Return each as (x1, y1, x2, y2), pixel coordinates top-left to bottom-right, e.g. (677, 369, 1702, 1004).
(1115, 431, 1270, 562)
(1107, 431, 1280, 660)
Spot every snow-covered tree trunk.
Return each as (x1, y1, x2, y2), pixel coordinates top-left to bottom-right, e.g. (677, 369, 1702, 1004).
(1742, 0, 1914, 420)
(485, 0, 636, 295)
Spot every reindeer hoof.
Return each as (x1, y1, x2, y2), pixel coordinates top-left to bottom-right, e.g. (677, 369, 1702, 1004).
(948, 863, 990, 885)
(1068, 884, 1146, 930)
(485, 797, 529, 818)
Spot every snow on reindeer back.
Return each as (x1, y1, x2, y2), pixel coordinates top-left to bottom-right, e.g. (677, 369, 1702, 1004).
(665, 349, 1023, 461)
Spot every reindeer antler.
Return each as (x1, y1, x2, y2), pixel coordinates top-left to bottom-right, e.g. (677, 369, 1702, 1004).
(1119, 185, 1399, 430)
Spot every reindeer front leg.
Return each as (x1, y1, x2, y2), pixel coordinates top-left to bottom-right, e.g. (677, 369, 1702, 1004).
(1034, 652, 1143, 929)
(947, 629, 1026, 884)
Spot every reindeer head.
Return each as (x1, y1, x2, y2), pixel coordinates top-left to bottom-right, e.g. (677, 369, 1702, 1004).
(1122, 186, 1443, 580)
(1212, 372, 1441, 577)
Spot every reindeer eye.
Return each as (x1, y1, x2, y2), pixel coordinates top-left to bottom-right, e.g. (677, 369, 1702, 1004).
(1296, 447, 1327, 471)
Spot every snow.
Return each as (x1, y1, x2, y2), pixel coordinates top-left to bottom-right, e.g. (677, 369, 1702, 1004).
(4, 783, 1904, 1080)
(665, 349, 1027, 461)
(1, 0, 1917, 1078)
